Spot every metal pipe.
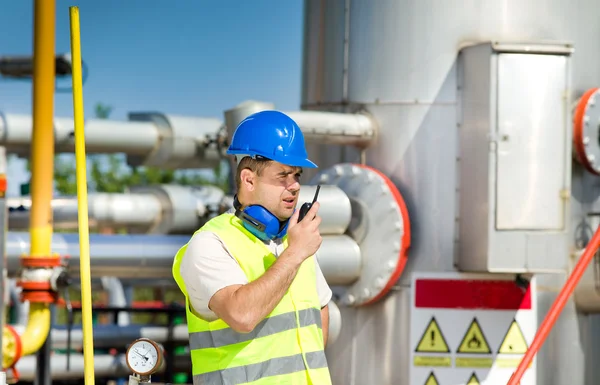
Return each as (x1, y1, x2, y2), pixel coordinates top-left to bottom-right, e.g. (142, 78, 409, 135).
(13, 353, 191, 381)
(0, 113, 224, 169)
(297, 185, 352, 235)
(285, 110, 376, 147)
(0, 114, 158, 156)
(5, 232, 362, 284)
(11, 324, 189, 351)
(224, 100, 377, 148)
(100, 277, 130, 326)
(7, 185, 351, 235)
(316, 235, 361, 285)
(8, 193, 163, 231)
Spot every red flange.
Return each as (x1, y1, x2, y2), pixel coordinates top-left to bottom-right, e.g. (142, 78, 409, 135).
(3, 324, 23, 382)
(573, 87, 600, 175)
(356, 164, 411, 306)
(312, 163, 411, 306)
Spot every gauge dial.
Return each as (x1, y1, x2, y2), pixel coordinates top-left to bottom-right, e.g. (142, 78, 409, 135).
(125, 338, 163, 376)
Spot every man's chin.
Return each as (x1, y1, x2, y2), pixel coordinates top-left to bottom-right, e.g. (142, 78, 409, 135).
(276, 209, 294, 222)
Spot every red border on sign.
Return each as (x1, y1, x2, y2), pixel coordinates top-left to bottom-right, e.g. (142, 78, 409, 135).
(415, 279, 531, 310)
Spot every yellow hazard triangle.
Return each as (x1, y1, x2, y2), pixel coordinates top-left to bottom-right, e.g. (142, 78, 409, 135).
(415, 317, 450, 353)
(498, 319, 528, 354)
(466, 372, 480, 384)
(424, 372, 439, 385)
(457, 318, 491, 354)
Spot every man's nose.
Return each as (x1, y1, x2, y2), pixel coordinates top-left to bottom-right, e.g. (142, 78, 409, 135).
(287, 180, 300, 192)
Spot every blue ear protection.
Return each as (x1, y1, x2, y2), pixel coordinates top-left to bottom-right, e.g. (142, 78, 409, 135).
(233, 195, 289, 241)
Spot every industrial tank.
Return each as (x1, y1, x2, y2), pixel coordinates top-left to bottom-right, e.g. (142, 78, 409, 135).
(301, 1, 600, 384)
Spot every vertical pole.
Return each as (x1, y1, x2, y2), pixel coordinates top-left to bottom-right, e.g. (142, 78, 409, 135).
(69, 6, 96, 385)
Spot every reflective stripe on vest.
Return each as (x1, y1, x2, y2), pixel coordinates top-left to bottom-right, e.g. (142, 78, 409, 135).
(189, 307, 322, 349)
(171, 213, 332, 385)
(193, 350, 328, 385)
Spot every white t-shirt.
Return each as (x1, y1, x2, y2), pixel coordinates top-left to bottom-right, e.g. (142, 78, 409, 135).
(179, 216, 333, 321)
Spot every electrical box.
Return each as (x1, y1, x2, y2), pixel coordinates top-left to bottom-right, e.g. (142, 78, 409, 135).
(456, 41, 572, 273)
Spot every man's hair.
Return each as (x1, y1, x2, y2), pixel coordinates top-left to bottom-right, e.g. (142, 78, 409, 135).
(235, 156, 273, 188)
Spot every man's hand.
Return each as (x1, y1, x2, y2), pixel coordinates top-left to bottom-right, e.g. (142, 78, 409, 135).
(209, 202, 323, 333)
(286, 202, 322, 261)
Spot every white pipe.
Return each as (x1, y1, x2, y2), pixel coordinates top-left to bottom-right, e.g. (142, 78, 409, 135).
(316, 235, 361, 285)
(0, 114, 158, 155)
(285, 110, 376, 147)
(5, 232, 362, 284)
(12, 353, 190, 381)
(10, 324, 189, 351)
(8, 185, 351, 235)
(224, 100, 377, 148)
(8, 193, 162, 231)
(14, 355, 129, 381)
(101, 277, 130, 326)
(0, 112, 224, 169)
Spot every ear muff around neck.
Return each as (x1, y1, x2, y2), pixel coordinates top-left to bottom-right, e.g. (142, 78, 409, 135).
(233, 196, 288, 241)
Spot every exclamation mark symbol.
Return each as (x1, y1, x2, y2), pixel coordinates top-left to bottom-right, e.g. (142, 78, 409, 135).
(430, 330, 435, 346)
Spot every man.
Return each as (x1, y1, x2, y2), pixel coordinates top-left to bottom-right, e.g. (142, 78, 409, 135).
(172, 110, 334, 385)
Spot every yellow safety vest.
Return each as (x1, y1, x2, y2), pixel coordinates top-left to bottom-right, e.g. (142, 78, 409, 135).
(172, 213, 332, 385)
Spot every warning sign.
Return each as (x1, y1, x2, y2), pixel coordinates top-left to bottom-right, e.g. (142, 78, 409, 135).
(415, 317, 450, 353)
(424, 372, 439, 385)
(498, 319, 528, 354)
(467, 372, 480, 384)
(410, 272, 537, 385)
(457, 318, 491, 354)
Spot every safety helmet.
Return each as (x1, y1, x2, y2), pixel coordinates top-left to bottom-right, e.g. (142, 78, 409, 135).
(226, 110, 317, 168)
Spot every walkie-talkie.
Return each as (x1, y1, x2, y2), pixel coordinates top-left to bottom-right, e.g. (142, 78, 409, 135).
(298, 185, 321, 222)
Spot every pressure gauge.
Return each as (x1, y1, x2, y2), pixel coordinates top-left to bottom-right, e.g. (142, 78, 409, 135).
(125, 338, 163, 376)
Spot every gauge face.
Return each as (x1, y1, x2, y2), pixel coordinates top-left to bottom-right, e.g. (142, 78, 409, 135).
(126, 338, 162, 375)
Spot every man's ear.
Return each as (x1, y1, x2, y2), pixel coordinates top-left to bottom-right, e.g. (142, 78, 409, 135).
(239, 168, 256, 191)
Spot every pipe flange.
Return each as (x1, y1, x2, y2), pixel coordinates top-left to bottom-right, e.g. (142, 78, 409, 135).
(2, 325, 22, 371)
(311, 163, 411, 306)
(573, 87, 600, 175)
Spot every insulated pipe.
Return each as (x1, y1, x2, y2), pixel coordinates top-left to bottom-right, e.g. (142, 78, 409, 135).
(297, 185, 352, 235)
(8, 193, 163, 231)
(5, 233, 362, 285)
(224, 100, 377, 148)
(315, 235, 361, 285)
(11, 324, 189, 351)
(7, 185, 351, 235)
(0, 114, 157, 156)
(13, 354, 191, 381)
(285, 110, 376, 147)
(101, 277, 130, 326)
(0, 113, 225, 170)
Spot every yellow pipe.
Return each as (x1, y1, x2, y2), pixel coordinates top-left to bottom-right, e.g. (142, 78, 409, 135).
(18, 303, 50, 356)
(69, 7, 96, 384)
(20, 0, 56, 358)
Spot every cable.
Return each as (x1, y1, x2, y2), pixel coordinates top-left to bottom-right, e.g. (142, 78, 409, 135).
(507, 223, 600, 385)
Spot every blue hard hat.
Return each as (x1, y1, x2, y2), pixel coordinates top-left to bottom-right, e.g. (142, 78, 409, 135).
(227, 110, 317, 168)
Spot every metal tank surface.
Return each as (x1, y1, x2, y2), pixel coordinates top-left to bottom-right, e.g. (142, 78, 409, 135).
(301, 0, 600, 384)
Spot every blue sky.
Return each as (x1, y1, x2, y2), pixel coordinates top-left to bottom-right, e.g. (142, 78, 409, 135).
(0, 1, 304, 196)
